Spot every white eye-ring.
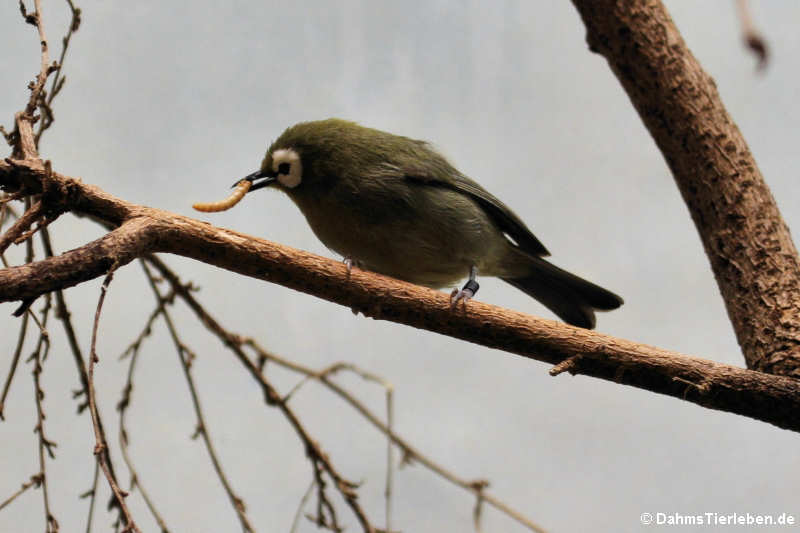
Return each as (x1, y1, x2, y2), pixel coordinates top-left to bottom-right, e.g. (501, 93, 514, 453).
(272, 148, 302, 188)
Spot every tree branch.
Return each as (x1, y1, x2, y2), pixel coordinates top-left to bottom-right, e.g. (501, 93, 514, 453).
(138, 261, 255, 533)
(570, 0, 800, 376)
(86, 267, 141, 533)
(1, 162, 799, 432)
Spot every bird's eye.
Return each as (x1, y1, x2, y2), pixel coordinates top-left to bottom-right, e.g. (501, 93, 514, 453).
(271, 148, 303, 188)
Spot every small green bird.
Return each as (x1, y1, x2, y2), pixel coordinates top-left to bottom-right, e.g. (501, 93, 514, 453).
(242, 118, 622, 328)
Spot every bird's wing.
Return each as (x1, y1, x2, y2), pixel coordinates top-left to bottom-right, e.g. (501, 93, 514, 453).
(393, 160, 550, 257)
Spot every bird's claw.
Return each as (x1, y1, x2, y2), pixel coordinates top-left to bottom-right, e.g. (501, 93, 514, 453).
(450, 278, 479, 308)
(344, 257, 363, 278)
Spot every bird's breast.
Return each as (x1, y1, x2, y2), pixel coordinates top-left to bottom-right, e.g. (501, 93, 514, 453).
(289, 182, 515, 287)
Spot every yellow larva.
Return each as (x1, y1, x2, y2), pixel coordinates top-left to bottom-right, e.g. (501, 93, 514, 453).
(192, 179, 252, 212)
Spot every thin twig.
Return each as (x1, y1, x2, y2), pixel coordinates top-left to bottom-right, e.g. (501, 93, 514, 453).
(310, 453, 341, 531)
(40, 226, 127, 528)
(140, 260, 253, 533)
(549, 355, 582, 376)
(86, 266, 141, 533)
(31, 293, 59, 532)
(34, 0, 81, 146)
(116, 285, 172, 533)
(0, 304, 29, 420)
(736, 0, 768, 71)
(7, 161, 68, 250)
(8, 3, 124, 532)
(0, 201, 37, 419)
(384, 385, 393, 533)
(13, 212, 57, 246)
(117, 292, 170, 361)
(291, 362, 395, 531)
(0, 474, 43, 512)
(473, 489, 485, 533)
(0, 199, 44, 255)
(40, 227, 90, 410)
(0, 201, 13, 272)
(290, 479, 316, 533)
(0, 200, 12, 228)
(24, 0, 55, 119)
(80, 462, 100, 533)
(243, 340, 547, 533)
(145, 255, 377, 533)
(0, 191, 26, 206)
(147, 255, 547, 532)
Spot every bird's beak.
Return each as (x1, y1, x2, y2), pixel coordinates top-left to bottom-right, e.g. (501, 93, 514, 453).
(236, 169, 276, 192)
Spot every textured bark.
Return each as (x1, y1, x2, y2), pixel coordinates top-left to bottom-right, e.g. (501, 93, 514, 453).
(0, 217, 157, 302)
(571, 0, 800, 376)
(2, 160, 800, 431)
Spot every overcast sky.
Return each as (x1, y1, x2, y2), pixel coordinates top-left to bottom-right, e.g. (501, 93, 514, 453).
(2, 2, 799, 532)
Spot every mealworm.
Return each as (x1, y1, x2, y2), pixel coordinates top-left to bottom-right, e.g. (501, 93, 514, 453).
(192, 179, 252, 212)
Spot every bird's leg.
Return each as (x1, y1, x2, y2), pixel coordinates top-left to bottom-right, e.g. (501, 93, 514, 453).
(343, 257, 363, 277)
(450, 265, 480, 307)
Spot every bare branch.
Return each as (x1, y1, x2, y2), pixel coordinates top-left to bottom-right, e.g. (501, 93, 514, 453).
(25, 0, 55, 120)
(0, 215, 158, 302)
(40, 226, 130, 529)
(11, 0, 58, 160)
(81, 462, 99, 533)
(116, 278, 172, 533)
(0, 207, 38, 418)
(30, 294, 59, 532)
(0, 305, 29, 419)
(147, 257, 548, 532)
(473, 487, 486, 533)
(0, 199, 44, 255)
(243, 339, 547, 533)
(1, 161, 800, 432)
(139, 260, 253, 533)
(384, 383, 393, 532)
(290, 480, 316, 533)
(571, 0, 800, 375)
(86, 267, 141, 533)
(40, 226, 91, 412)
(0, 474, 43, 512)
(35, 0, 82, 145)
(144, 256, 379, 533)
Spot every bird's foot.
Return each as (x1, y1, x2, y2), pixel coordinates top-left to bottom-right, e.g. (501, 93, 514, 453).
(342, 257, 362, 275)
(343, 257, 363, 277)
(450, 284, 478, 307)
(450, 266, 480, 308)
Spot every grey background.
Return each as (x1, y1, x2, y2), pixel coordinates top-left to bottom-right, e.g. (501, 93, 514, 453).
(1, 1, 798, 532)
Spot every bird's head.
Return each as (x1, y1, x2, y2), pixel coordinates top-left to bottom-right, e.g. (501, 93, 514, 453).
(242, 118, 370, 198)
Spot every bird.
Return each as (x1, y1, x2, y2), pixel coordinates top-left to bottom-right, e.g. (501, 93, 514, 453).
(239, 118, 623, 329)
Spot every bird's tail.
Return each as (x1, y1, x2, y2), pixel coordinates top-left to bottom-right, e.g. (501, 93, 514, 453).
(501, 256, 623, 329)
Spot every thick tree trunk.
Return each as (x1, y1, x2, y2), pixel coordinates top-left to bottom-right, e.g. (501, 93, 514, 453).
(571, 0, 800, 376)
